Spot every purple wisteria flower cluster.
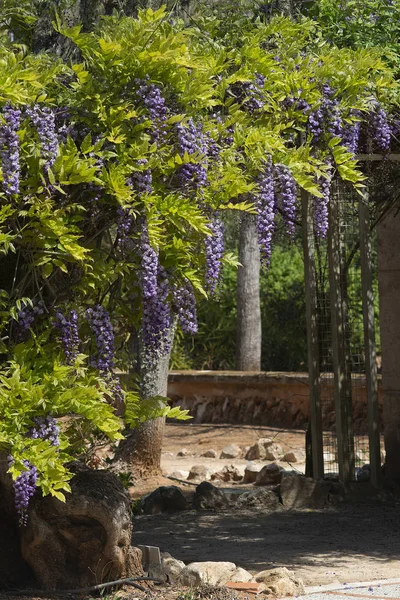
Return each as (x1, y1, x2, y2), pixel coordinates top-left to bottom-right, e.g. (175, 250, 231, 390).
(242, 73, 266, 114)
(15, 301, 45, 342)
(205, 215, 225, 294)
(141, 265, 171, 354)
(173, 281, 198, 335)
(176, 119, 208, 189)
(370, 101, 391, 152)
(27, 105, 59, 171)
(11, 414, 60, 526)
(275, 164, 297, 237)
(132, 159, 153, 195)
(28, 415, 60, 447)
(256, 159, 276, 266)
(342, 110, 361, 155)
(86, 305, 115, 372)
(136, 77, 167, 143)
(53, 309, 80, 364)
(139, 223, 159, 300)
(12, 459, 37, 526)
(0, 104, 21, 195)
(314, 159, 333, 239)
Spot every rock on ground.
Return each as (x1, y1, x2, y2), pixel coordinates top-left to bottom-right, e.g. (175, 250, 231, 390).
(255, 463, 282, 486)
(168, 470, 189, 480)
(177, 448, 190, 457)
(193, 482, 230, 511)
(188, 465, 212, 481)
(201, 449, 218, 458)
(280, 473, 331, 509)
(243, 462, 260, 484)
(252, 567, 305, 596)
(138, 486, 189, 514)
(245, 438, 273, 461)
(264, 443, 284, 461)
(179, 561, 251, 586)
(283, 450, 305, 464)
(149, 552, 185, 583)
(211, 465, 242, 483)
(20, 466, 143, 590)
(220, 444, 241, 459)
(235, 488, 279, 511)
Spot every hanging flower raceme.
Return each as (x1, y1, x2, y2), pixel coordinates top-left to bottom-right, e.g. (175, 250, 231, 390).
(26, 105, 59, 171)
(86, 305, 115, 372)
(176, 119, 208, 189)
(370, 101, 391, 152)
(136, 77, 167, 143)
(342, 110, 361, 155)
(0, 104, 21, 195)
(205, 216, 225, 294)
(53, 309, 80, 365)
(314, 159, 333, 239)
(12, 415, 60, 526)
(256, 159, 276, 266)
(12, 459, 37, 527)
(173, 281, 198, 335)
(275, 164, 297, 237)
(243, 73, 266, 114)
(138, 223, 159, 300)
(14, 300, 45, 342)
(141, 266, 172, 355)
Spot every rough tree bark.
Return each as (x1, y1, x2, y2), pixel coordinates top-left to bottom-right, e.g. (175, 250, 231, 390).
(235, 213, 262, 371)
(113, 324, 176, 476)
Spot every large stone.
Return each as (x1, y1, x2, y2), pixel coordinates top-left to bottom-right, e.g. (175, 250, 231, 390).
(211, 465, 242, 483)
(220, 444, 241, 459)
(235, 488, 279, 511)
(201, 449, 218, 458)
(255, 463, 282, 486)
(230, 567, 253, 583)
(283, 450, 305, 464)
(280, 473, 331, 509)
(245, 439, 273, 461)
(177, 448, 190, 457)
(188, 465, 212, 481)
(138, 486, 189, 514)
(149, 552, 185, 583)
(264, 443, 284, 461)
(179, 561, 241, 586)
(169, 470, 190, 481)
(20, 466, 143, 590)
(252, 567, 305, 596)
(193, 482, 230, 511)
(243, 462, 260, 484)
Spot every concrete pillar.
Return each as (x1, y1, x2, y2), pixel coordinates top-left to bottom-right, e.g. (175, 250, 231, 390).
(377, 207, 400, 481)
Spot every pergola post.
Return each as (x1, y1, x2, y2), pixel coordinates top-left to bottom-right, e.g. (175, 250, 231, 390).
(358, 192, 381, 487)
(327, 181, 355, 485)
(302, 190, 324, 479)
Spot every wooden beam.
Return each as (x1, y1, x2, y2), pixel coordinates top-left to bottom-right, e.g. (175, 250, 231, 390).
(358, 193, 381, 488)
(328, 182, 355, 485)
(356, 154, 400, 162)
(301, 190, 324, 479)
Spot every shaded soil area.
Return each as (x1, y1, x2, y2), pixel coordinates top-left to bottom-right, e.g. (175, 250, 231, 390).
(133, 500, 400, 586)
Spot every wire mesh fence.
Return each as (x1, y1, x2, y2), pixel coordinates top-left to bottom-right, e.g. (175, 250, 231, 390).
(310, 179, 382, 481)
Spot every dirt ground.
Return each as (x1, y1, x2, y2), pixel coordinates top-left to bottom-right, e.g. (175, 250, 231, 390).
(131, 423, 400, 589)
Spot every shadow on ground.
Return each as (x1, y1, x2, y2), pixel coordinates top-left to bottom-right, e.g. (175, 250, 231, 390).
(132, 499, 400, 585)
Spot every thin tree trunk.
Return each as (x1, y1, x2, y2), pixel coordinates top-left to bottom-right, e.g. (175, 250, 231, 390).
(113, 324, 175, 476)
(235, 213, 262, 371)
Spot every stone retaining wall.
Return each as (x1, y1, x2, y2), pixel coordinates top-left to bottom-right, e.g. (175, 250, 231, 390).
(167, 371, 383, 432)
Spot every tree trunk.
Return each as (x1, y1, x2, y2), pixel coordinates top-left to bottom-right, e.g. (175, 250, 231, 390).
(235, 213, 262, 371)
(377, 207, 400, 482)
(113, 325, 175, 476)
